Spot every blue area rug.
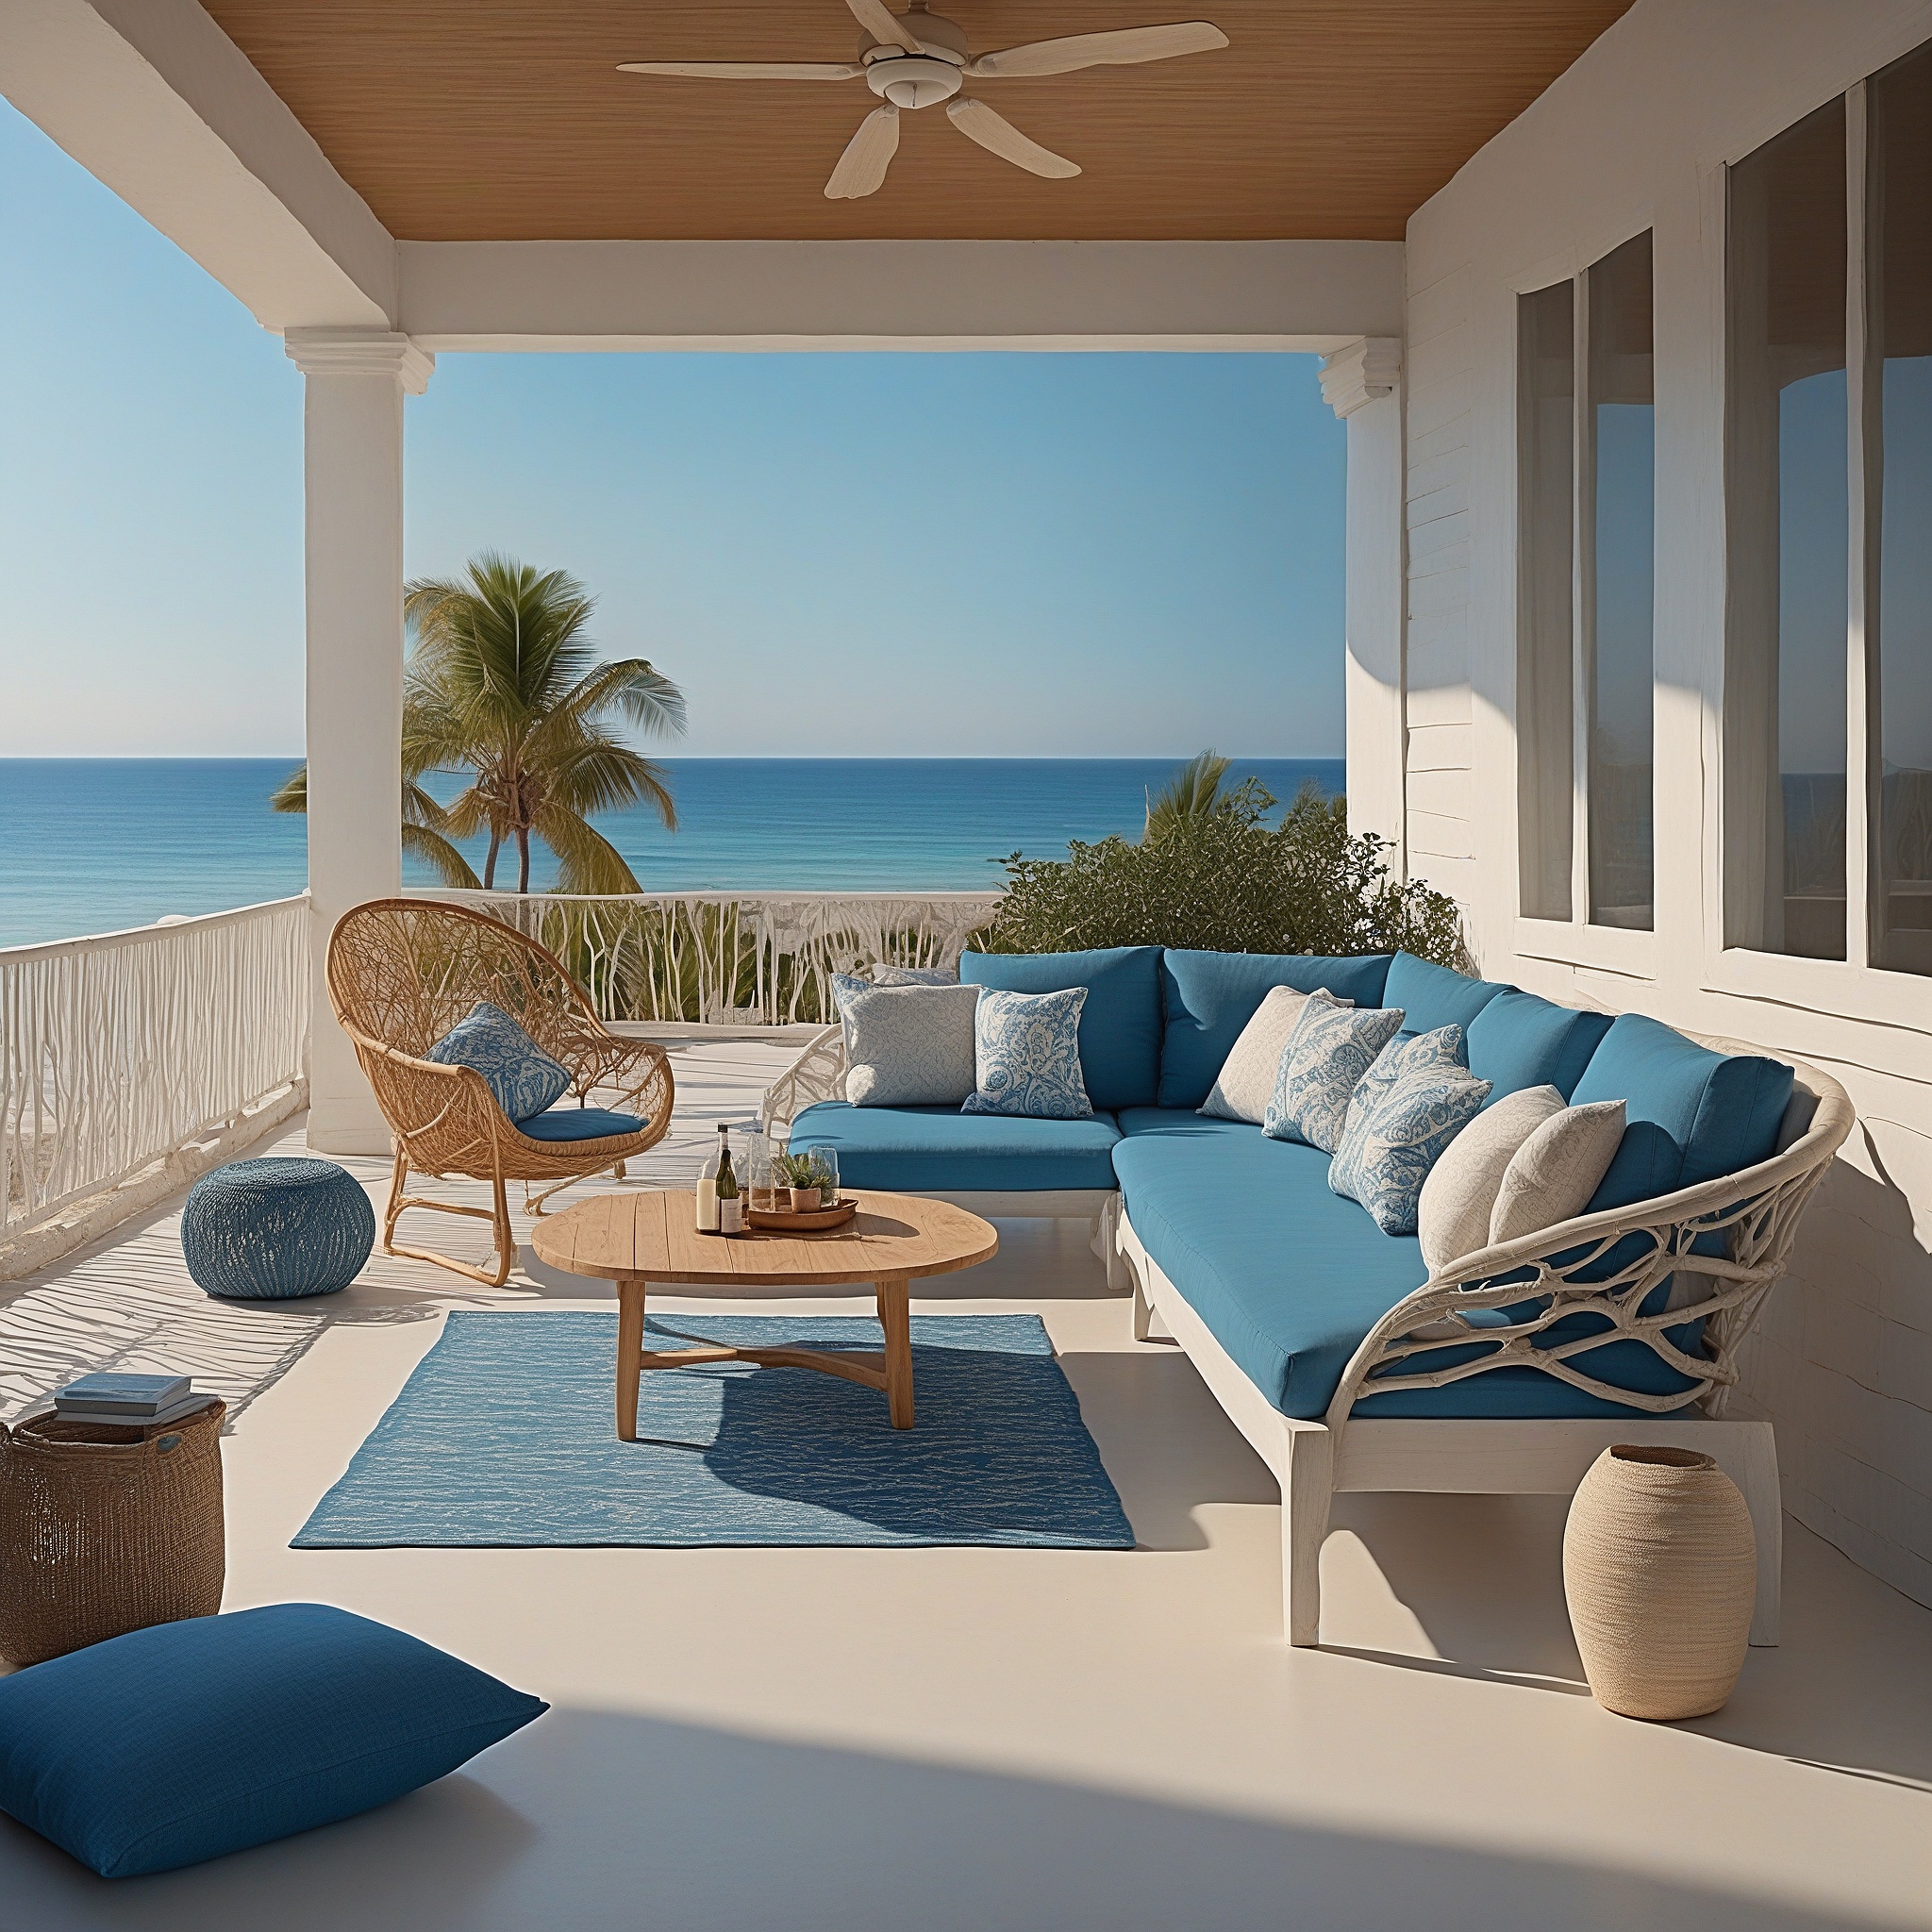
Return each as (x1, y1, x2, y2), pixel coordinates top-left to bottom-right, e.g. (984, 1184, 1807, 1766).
(293, 1310, 1134, 1550)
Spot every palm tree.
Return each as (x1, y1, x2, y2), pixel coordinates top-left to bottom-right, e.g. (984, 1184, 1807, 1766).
(274, 552, 686, 894)
(1144, 750, 1276, 840)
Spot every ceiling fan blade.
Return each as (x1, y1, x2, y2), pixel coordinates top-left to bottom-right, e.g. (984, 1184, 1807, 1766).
(618, 61, 863, 80)
(945, 98, 1080, 178)
(967, 22, 1228, 78)
(825, 104, 900, 199)
(843, 0, 925, 56)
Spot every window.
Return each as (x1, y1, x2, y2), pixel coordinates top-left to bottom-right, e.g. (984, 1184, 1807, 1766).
(1518, 281, 1574, 919)
(1724, 42, 1932, 978)
(1724, 97, 1849, 960)
(1516, 234, 1656, 929)
(1874, 47, 1932, 974)
(1587, 235, 1657, 928)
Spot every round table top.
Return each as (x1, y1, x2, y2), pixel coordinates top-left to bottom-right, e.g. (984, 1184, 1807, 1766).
(529, 1188, 999, 1288)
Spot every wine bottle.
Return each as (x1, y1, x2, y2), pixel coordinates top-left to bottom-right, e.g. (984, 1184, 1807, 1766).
(714, 1124, 743, 1236)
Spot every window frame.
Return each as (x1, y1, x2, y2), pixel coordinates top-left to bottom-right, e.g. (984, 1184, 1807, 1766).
(1511, 228, 1660, 977)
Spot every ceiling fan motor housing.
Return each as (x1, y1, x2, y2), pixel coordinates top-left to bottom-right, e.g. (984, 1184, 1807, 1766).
(860, 8, 969, 108)
(865, 55, 963, 108)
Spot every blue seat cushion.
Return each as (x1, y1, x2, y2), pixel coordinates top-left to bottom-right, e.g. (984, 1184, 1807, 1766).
(1111, 1109, 1706, 1421)
(1570, 1012, 1795, 1210)
(1466, 991, 1615, 1104)
(791, 1100, 1122, 1192)
(1383, 953, 1512, 1036)
(1157, 950, 1394, 1108)
(960, 947, 1162, 1111)
(515, 1107, 647, 1142)
(0, 1603, 545, 1878)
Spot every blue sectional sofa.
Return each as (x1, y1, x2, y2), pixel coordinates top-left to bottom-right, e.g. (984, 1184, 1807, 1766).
(777, 945, 1852, 1645)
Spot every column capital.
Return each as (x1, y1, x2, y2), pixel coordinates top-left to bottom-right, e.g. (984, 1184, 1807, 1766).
(1319, 337, 1401, 419)
(284, 327, 434, 394)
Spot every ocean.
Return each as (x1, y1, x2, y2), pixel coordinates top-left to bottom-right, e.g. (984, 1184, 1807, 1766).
(0, 757, 1343, 950)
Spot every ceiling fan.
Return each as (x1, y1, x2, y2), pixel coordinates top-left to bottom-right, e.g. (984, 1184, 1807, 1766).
(618, 1, 1229, 200)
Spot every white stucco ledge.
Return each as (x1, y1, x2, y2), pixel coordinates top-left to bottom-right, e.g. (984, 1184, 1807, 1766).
(284, 328, 435, 394)
(396, 239, 1407, 351)
(1319, 338, 1403, 417)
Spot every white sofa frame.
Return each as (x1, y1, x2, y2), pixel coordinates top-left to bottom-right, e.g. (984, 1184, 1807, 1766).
(768, 1023, 1853, 1650)
(1118, 1037, 1853, 1646)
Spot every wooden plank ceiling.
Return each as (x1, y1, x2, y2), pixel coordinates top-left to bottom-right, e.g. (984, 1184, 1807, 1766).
(203, 1, 1635, 242)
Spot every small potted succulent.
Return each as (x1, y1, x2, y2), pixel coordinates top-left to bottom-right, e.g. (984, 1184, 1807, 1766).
(775, 1149, 835, 1212)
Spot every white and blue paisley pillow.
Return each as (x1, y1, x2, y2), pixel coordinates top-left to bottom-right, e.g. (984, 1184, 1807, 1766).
(1328, 1058, 1492, 1236)
(1262, 991, 1405, 1153)
(426, 1002, 572, 1122)
(961, 986, 1093, 1120)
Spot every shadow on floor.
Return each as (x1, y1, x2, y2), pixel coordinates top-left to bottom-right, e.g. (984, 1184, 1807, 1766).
(0, 1705, 1896, 1932)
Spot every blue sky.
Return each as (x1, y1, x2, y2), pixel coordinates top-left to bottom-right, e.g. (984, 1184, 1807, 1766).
(0, 98, 1347, 760)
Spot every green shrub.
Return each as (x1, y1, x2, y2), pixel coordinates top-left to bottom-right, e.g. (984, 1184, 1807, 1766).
(980, 781, 1468, 967)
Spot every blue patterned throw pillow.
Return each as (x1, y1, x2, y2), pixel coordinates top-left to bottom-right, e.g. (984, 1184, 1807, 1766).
(1329, 1058, 1493, 1236)
(1262, 991, 1405, 1153)
(426, 1002, 572, 1122)
(962, 986, 1093, 1120)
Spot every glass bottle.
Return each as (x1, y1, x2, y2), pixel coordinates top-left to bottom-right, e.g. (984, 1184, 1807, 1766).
(714, 1125, 742, 1236)
(696, 1123, 731, 1233)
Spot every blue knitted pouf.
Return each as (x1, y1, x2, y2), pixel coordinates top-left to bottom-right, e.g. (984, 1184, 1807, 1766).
(181, 1158, 375, 1302)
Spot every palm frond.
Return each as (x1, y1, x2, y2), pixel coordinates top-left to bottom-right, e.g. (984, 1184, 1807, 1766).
(402, 823, 483, 890)
(548, 658, 688, 742)
(532, 803, 643, 894)
(270, 764, 307, 813)
(537, 738, 678, 829)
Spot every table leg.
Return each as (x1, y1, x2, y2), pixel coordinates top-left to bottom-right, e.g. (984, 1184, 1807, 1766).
(876, 1275, 914, 1430)
(616, 1277, 645, 1442)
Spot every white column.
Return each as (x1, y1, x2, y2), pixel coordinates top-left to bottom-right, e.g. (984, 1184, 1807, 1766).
(284, 328, 434, 1155)
(1321, 338, 1407, 873)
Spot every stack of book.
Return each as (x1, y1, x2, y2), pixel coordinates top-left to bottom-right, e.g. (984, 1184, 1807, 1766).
(53, 1374, 213, 1427)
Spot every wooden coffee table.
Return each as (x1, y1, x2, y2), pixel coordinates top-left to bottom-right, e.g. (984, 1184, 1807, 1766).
(530, 1189, 998, 1436)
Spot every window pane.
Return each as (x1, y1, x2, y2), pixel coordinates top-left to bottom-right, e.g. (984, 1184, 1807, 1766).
(1725, 97, 1848, 960)
(1588, 232, 1656, 929)
(1518, 280, 1575, 919)
(1874, 43, 1932, 975)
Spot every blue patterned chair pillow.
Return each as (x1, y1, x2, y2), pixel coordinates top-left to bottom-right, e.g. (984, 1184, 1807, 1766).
(426, 1003, 572, 1122)
(962, 987, 1093, 1120)
(1329, 1059, 1493, 1235)
(829, 973, 872, 1010)
(1262, 991, 1405, 1153)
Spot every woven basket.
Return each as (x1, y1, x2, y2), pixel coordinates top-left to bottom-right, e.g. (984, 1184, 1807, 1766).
(0, 1400, 226, 1666)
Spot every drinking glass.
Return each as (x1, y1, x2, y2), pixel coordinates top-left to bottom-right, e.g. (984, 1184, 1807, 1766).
(806, 1144, 840, 1208)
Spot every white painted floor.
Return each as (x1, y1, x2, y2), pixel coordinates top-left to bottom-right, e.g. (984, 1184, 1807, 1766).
(1, 1042, 1928, 1929)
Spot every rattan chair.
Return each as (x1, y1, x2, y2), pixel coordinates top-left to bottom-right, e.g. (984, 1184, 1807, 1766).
(325, 898, 674, 1286)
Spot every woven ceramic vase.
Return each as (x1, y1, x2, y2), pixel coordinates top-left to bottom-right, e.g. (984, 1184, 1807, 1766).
(1562, 1445, 1757, 1720)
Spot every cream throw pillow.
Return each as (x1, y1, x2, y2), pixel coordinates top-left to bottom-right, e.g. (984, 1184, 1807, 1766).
(1489, 1099, 1627, 1247)
(1199, 985, 1353, 1125)
(1416, 1084, 1564, 1272)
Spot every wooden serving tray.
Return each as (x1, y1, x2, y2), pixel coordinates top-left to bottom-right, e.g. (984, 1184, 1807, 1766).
(745, 1197, 860, 1233)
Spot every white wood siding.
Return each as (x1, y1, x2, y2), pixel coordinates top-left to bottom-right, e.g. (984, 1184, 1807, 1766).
(1402, 0, 1932, 1609)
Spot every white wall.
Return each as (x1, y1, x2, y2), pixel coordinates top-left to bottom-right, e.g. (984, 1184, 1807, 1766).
(1383, 0, 1932, 1606)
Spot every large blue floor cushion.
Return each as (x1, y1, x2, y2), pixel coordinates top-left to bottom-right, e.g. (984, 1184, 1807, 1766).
(791, 1100, 1123, 1193)
(0, 1603, 545, 1878)
(960, 946, 1163, 1110)
(1156, 949, 1394, 1108)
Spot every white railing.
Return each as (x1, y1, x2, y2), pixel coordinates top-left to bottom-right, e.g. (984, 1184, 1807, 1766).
(414, 890, 1004, 1025)
(1, 897, 310, 1238)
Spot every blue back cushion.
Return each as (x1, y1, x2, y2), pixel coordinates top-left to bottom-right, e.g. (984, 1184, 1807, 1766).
(1466, 991, 1615, 1103)
(1383, 952, 1512, 1036)
(1157, 950, 1394, 1108)
(1570, 1012, 1795, 1209)
(960, 946, 1164, 1110)
(0, 1602, 546, 1878)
